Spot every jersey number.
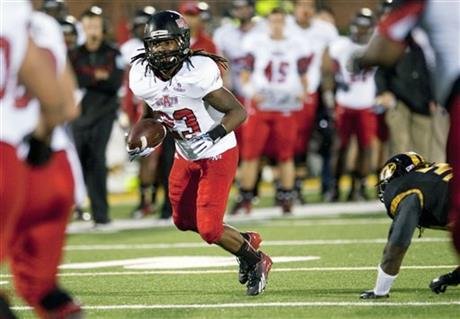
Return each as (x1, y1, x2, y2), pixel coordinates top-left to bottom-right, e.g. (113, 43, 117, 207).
(417, 163, 452, 182)
(264, 61, 289, 83)
(160, 108, 201, 140)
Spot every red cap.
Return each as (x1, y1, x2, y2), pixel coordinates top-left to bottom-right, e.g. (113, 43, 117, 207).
(179, 1, 201, 15)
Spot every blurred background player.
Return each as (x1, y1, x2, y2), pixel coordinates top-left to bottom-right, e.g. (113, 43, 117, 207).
(128, 10, 272, 296)
(69, 6, 124, 227)
(213, 0, 257, 148)
(58, 15, 79, 50)
(350, 0, 460, 277)
(360, 152, 459, 298)
(10, 10, 85, 318)
(42, 0, 86, 46)
(179, 0, 217, 53)
(322, 8, 377, 202)
(287, 0, 338, 203)
(232, 8, 311, 215)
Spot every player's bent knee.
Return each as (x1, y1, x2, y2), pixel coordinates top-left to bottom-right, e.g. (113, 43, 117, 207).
(172, 216, 196, 232)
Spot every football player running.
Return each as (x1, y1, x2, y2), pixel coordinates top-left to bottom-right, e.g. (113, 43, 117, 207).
(128, 10, 272, 296)
(360, 152, 460, 299)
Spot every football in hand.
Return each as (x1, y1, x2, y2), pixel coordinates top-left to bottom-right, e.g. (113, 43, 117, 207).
(127, 119, 166, 150)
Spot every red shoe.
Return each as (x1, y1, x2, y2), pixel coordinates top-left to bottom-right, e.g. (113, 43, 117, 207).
(245, 231, 262, 250)
(246, 252, 273, 296)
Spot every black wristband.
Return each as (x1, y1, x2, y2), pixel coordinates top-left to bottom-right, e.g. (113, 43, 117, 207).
(207, 124, 227, 142)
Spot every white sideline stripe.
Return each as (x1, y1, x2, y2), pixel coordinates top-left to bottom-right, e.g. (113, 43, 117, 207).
(1, 265, 455, 278)
(12, 301, 460, 311)
(65, 237, 449, 251)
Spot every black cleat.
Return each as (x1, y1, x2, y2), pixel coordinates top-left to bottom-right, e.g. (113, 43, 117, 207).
(246, 252, 273, 296)
(238, 232, 262, 284)
(430, 271, 460, 294)
(359, 290, 389, 299)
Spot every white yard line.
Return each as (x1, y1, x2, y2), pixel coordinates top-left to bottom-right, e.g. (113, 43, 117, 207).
(12, 300, 460, 311)
(65, 237, 449, 251)
(1, 265, 455, 278)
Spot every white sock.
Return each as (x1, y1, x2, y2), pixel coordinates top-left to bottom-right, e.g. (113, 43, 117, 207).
(373, 264, 398, 296)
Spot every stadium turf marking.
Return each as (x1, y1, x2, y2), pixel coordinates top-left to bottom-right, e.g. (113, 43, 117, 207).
(64, 237, 449, 251)
(59, 256, 320, 270)
(12, 301, 460, 311)
(1, 265, 455, 278)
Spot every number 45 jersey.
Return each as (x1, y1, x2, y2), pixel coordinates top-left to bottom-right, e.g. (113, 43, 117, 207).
(383, 163, 452, 228)
(129, 55, 236, 161)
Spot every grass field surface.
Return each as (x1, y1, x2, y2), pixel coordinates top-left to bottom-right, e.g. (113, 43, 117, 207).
(2, 201, 459, 318)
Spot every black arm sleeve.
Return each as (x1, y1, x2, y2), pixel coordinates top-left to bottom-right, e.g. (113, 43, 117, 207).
(387, 194, 422, 248)
(375, 66, 392, 95)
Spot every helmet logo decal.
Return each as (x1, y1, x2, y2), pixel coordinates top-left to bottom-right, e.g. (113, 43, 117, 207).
(175, 17, 187, 29)
(380, 162, 396, 181)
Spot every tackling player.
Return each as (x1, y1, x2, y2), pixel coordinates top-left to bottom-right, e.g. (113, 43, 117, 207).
(349, 0, 460, 263)
(128, 10, 272, 296)
(360, 152, 459, 298)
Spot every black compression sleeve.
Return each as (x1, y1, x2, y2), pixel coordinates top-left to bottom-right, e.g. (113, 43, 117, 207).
(388, 194, 422, 247)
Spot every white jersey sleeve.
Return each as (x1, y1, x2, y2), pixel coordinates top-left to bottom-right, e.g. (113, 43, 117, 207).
(184, 56, 223, 98)
(0, 1, 31, 105)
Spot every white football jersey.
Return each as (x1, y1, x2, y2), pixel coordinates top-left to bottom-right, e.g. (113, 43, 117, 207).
(329, 37, 376, 109)
(287, 17, 339, 93)
(0, 1, 32, 145)
(120, 37, 143, 68)
(12, 12, 69, 149)
(242, 33, 311, 112)
(129, 55, 236, 161)
(213, 23, 258, 97)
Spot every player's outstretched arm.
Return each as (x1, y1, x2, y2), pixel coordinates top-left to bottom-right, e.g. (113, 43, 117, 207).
(361, 194, 421, 299)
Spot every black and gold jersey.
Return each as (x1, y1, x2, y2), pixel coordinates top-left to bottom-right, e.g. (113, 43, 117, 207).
(383, 163, 452, 228)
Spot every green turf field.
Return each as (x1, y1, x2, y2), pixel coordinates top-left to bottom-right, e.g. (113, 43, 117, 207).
(3, 208, 460, 318)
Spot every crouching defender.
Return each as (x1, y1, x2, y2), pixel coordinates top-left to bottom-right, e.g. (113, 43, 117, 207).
(360, 152, 460, 299)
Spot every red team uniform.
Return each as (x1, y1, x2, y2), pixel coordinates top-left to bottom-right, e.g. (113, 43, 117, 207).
(328, 36, 376, 150)
(1, 4, 84, 317)
(241, 32, 310, 161)
(377, 0, 460, 255)
(130, 55, 238, 243)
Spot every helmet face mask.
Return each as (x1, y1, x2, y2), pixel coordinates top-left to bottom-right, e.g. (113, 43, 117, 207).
(143, 11, 190, 74)
(377, 152, 427, 202)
